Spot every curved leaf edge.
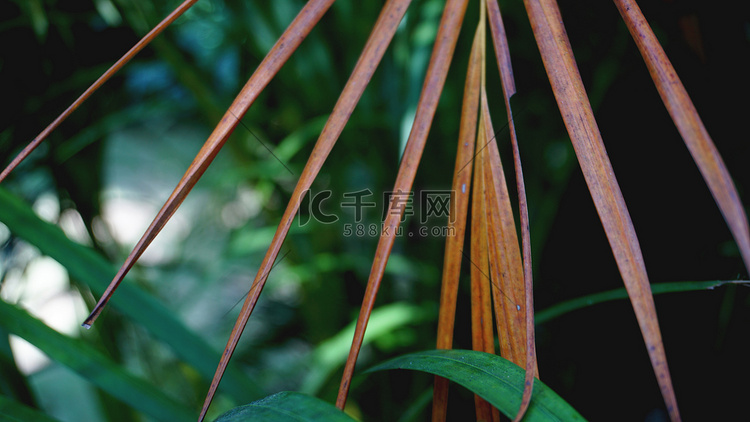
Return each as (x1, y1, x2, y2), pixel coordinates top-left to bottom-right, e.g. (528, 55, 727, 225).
(214, 391, 357, 422)
(366, 349, 586, 422)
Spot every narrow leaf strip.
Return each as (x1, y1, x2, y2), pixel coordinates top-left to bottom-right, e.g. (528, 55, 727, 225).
(435, 0, 483, 357)
(614, 0, 750, 273)
(0, 0, 199, 184)
(536, 280, 749, 324)
(480, 92, 525, 368)
(336, 0, 470, 409)
(215, 392, 358, 422)
(485, 0, 516, 97)
(470, 134, 499, 422)
(522, 0, 680, 419)
(367, 350, 587, 421)
(477, 118, 512, 364)
(486, 1, 538, 418)
(469, 11, 499, 421)
(200, 1, 412, 419)
(509, 102, 538, 422)
(83, 0, 337, 328)
(432, 11, 483, 422)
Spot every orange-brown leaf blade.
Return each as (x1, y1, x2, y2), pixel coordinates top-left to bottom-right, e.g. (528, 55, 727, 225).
(523, 0, 680, 419)
(614, 0, 750, 274)
(0, 0, 199, 184)
(431, 11, 483, 422)
(435, 0, 483, 356)
(486, 0, 516, 98)
(480, 91, 525, 368)
(199, 0, 412, 420)
(470, 134, 499, 422)
(82, 0, 337, 329)
(336, 0, 471, 410)
(486, 1, 538, 419)
(508, 104, 537, 422)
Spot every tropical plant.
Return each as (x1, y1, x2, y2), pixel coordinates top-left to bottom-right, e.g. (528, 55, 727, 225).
(1, 0, 748, 421)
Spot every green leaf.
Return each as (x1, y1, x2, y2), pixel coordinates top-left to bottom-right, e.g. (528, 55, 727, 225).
(535, 280, 749, 324)
(0, 394, 62, 422)
(0, 187, 260, 402)
(214, 391, 357, 422)
(367, 349, 586, 421)
(0, 299, 193, 422)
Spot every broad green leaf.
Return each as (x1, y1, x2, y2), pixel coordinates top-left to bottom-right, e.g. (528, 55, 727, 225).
(367, 349, 585, 421)
(214, 391, 357, 422)
(0, 394, 62, 422)
(0, 299, 193, 422)
(0, 187, 260, 403)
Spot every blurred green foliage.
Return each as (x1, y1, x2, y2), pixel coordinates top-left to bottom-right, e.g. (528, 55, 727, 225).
(0, 0, 749, 421)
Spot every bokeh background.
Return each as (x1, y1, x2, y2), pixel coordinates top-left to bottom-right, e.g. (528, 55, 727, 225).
(1, 0, 749, 420)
